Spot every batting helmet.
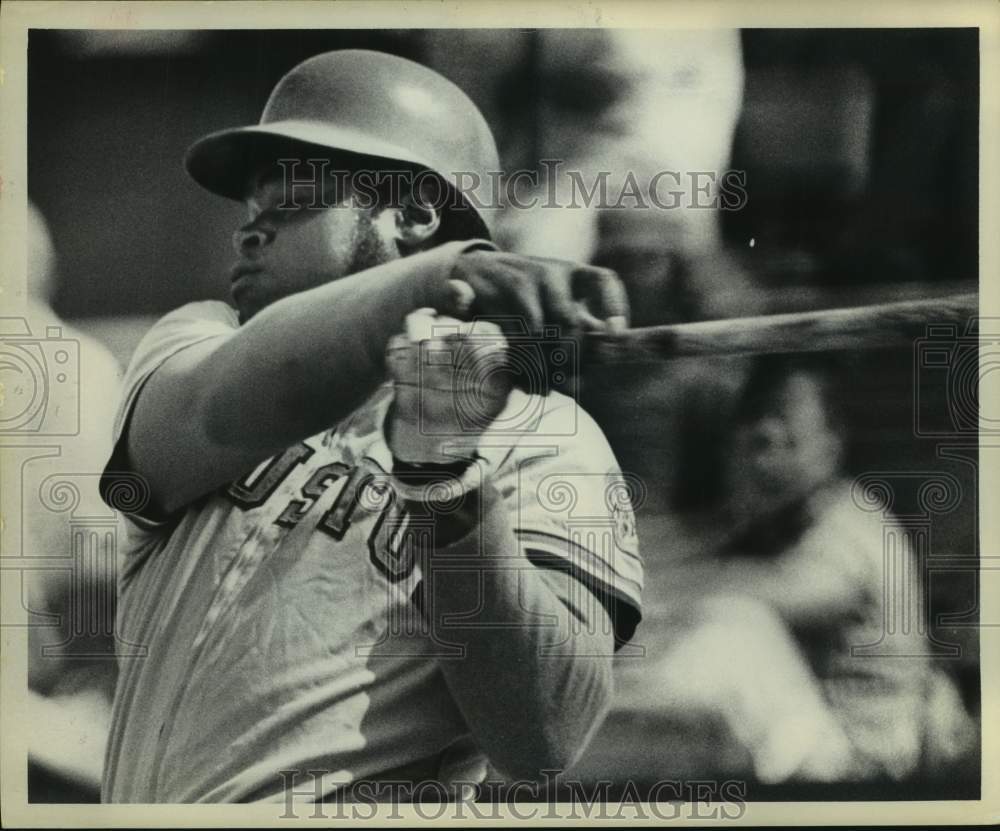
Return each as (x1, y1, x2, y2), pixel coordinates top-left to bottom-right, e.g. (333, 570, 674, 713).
(184, 49, 501, 234)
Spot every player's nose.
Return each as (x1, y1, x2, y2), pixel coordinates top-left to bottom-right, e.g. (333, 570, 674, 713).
(232, 223, 271, 257)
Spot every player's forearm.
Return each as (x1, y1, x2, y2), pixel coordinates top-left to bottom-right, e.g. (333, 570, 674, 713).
(419, 485, 614, 781)
(201, 241, 483, 451)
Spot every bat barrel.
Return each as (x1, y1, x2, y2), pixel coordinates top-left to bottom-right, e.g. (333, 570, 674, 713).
(586, 293, 979, 363)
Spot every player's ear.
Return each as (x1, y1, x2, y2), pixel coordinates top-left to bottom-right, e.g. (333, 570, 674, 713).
(393, 181, 441, 250)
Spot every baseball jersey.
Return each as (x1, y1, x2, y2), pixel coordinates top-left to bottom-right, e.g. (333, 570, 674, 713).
(100, 300, 643, 803)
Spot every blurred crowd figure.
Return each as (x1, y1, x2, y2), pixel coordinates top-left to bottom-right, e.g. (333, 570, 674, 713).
(459, 28, 760, 512)
(464, 29, 978, 784)
(23, 202, 123, 796)
(654, 355, 976, 782)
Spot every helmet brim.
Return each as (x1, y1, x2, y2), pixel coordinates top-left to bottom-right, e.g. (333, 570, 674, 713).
(184, 120, 435, 201)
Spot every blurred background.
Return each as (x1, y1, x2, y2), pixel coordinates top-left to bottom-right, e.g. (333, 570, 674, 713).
(23, 28, 980, 802)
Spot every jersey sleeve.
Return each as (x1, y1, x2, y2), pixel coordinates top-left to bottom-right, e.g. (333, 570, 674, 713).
(491, 392, 644, 648)
(99, 301, 239, 530)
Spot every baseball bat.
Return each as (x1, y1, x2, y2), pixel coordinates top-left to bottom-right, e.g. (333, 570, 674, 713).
(585, 293, 978, 363)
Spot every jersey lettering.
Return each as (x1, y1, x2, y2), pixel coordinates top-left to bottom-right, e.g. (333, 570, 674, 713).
(226, 442, 314, 508)
(368, 499, 429, 583)
(275, 461, 351, 528)
(230, 448, 422, 582)
(318, 458, 387, 540)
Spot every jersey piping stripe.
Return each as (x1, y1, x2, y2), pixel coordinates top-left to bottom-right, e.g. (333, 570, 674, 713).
(523, 547, 642, 646)
(515, 536, 642, 606)
(514, 527, 642, 584)
(515, 533, 642, 600)
(515, 526, 641, 563)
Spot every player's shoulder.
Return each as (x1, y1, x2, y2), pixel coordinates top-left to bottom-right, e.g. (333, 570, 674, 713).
(486, 389, 618, 470)
(531, 389, 611, 444)
(154, 300, 239, 329)
(123, 300, 238, 386)
(532, 391, 607, 444)
(134, 300, 237, 355)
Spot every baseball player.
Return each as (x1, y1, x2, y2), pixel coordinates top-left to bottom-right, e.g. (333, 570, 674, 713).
(98, 50, 643, 803)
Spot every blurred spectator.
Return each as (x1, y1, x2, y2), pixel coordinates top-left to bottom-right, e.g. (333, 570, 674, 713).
(454, 30, 754, 517)
(492, 29, 744, 262)
(593, 204, 764, 329)
(22, 201, 123, 798)
(652, 355, 976, 782)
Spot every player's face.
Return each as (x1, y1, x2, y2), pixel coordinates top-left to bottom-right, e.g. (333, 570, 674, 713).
(230, 166, 396, 323)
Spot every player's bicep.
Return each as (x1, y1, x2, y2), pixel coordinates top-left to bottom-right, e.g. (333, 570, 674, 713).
(117, 336, 268, 516)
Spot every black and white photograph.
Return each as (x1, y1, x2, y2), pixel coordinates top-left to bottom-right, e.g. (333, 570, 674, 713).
(1, 0, 997, 825)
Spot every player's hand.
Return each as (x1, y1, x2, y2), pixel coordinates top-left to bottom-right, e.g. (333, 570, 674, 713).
(385, 309, 513, 465)
(444, 251, 629, 338)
